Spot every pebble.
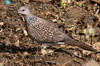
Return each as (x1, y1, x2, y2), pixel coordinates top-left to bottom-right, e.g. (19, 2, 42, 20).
(23, 30, 28, 36)
(0, 22, 4, 26)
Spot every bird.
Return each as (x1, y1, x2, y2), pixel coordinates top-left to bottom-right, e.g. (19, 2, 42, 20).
(17, 6, 97, 52)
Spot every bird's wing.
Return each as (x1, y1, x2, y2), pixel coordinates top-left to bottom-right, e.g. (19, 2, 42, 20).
(27, 17, 66, 43)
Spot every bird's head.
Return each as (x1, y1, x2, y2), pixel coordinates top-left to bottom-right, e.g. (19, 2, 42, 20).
(18, 6, 31, 16)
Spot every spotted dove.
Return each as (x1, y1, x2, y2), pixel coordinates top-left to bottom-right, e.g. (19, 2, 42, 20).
(18, 6, 97, 52)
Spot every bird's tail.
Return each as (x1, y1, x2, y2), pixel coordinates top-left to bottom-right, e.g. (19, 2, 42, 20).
(65, 36, 97, 52)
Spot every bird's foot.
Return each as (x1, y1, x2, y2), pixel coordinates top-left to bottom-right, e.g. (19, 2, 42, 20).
(41, 49, 54, 55)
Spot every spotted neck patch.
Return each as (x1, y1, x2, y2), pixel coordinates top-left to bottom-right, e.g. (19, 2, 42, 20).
(26, 15, 37, 25)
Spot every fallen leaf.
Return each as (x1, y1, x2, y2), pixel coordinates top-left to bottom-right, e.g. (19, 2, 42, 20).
(93, 42, 100, 51)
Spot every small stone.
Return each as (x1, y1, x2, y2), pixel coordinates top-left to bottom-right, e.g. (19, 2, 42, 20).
(52, 19, 57, 22)
(23, 30, 28, 36)
(0, 22, 4, 26)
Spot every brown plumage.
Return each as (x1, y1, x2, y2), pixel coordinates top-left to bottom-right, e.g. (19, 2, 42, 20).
(18, 6, 97, 52)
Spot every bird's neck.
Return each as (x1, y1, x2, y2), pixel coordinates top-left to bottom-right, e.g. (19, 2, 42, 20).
(26, 15, 37, 25)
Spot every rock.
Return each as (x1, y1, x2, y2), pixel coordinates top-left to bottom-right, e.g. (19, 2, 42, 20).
(82, 59, 100, 66)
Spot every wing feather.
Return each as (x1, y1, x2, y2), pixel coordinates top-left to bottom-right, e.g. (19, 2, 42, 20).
(27, 17, 66, 43)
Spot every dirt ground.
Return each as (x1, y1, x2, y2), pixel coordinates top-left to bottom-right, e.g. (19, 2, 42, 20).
(0, 0, 100, 66)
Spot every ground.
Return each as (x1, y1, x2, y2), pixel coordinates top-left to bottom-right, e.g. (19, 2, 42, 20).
(0, 0, 100, 66)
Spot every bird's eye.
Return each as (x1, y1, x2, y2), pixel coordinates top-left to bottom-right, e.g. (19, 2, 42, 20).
(22, 9, 25, 11)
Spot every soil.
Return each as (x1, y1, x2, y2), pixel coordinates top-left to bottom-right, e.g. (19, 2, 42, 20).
(0, 0, 100, 66)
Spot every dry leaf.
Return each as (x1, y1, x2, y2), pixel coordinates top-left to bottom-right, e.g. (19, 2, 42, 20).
(15, 40, 20, 47)
(93, 42, 100, 51)
(23, 51, 29, 56)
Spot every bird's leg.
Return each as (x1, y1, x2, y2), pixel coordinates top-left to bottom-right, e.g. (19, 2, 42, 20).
(41, 43, 54, 55)
(41, 44, 50, 49)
